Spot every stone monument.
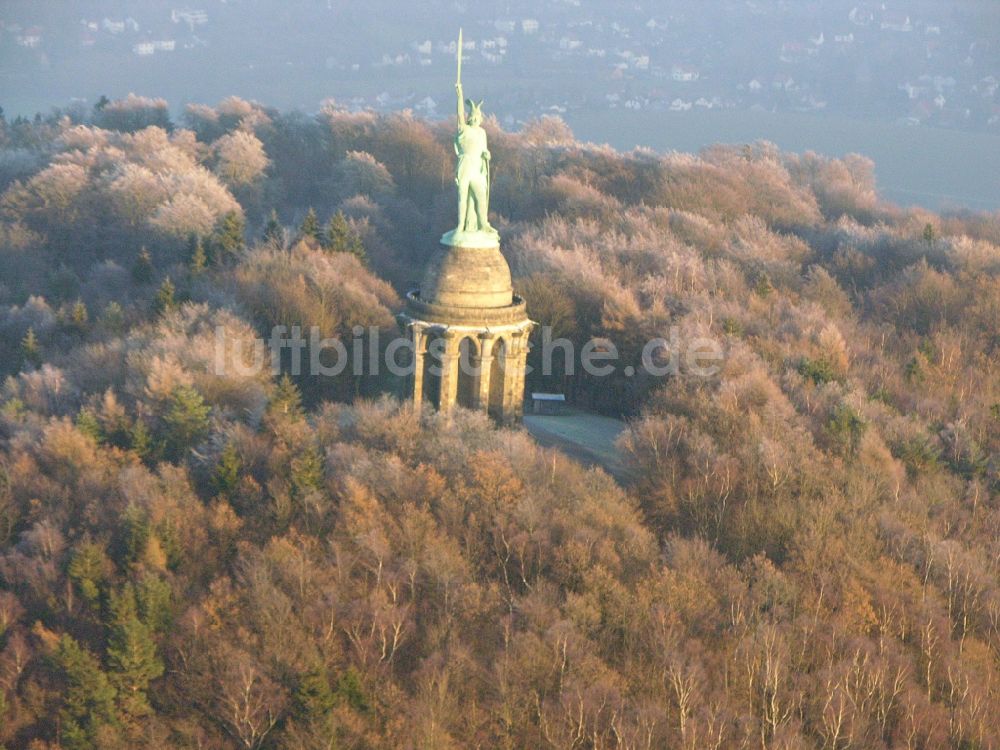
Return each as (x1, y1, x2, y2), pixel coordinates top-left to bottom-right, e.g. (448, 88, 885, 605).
(397, 29, 534, 423)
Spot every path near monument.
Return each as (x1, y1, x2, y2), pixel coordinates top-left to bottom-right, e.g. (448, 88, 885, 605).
(523, 408, 631, 483)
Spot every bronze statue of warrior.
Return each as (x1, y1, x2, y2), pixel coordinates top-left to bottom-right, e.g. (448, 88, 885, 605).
(453, 28, 495, 236)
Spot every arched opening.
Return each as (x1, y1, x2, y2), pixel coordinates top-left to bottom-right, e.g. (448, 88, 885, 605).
(456, 336, 478, 410)
(422, 330, 443, 409)
(488, 337, 506, 419)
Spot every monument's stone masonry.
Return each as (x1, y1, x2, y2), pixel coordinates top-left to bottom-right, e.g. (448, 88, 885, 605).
(397, 241, 533, 424)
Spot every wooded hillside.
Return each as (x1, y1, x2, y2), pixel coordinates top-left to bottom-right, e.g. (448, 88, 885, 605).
(0, 95, 997, 749)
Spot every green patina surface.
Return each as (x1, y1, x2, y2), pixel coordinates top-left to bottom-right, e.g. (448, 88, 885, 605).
(447, 28, 499, 245)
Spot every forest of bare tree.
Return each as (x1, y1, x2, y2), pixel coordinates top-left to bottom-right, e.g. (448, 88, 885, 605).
(0, 93, 996, 748)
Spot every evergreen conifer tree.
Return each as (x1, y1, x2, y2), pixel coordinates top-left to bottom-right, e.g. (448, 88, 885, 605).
(213, 211, 245, 264)
(20, 327, 40, 368)
(291, 444, 325, 501)
(67, 541, 108, 607)
(70, 299, 89, 331)
(325, 211, 367, 263)
(53, 634, 119, 749)
(188, 235, 208, 274)
(214, 442, 243, 496)
(137, 573, 173, 633)
(107, 586, 163, 720)
(270, 373, 305, 420)
(131, 247, 154, 285)
(163, 385, 211, 460)
(101, 302, 125, 335)
(263, 208, 284, 247)
(294, 669, 336, 717)
(76, 408, 103, 444)
(130, 419, 154, 462)
(923, 222, 936, 248)
(119, 504, 150, 564)
(346, 233, 367, 264)
(300, 207, 321, 243)
(325, 210, 349, 251)
(153, 277, 176, 315)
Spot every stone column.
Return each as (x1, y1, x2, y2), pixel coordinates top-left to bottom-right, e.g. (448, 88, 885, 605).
(512, 327, 531, 420)
(437, 332, 459, 414)
(410, 324, 426, 411)
(501, 332, 523, 424)
(475, 333, 495, 412)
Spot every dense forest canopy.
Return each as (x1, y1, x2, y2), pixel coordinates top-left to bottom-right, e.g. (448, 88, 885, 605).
(0, 93, 997, 749)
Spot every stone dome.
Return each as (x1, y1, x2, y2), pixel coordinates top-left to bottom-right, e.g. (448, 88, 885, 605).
(418, 242, 513, 309)
(399, 236, 533, 425)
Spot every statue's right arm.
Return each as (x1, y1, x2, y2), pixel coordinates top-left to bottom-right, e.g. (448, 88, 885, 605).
(455, 83, 465, 127)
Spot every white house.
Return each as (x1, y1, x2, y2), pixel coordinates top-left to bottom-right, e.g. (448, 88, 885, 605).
(171, 9, 208, 28)
(521, 19, 539, 34)
(881, 11, 912, 32)
(17, 30, 42, 48)
(102, 18, 125, 34)
(133, 41, 155, 56)
(671, 64, 699, 82)
(773, 75, 796, 91)
(379, 53, 410, 66)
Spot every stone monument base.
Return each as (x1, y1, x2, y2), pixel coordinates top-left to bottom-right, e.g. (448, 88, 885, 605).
(440, 227, 500, 248)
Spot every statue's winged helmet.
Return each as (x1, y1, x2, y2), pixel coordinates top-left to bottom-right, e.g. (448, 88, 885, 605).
(466, 99, 485, 125)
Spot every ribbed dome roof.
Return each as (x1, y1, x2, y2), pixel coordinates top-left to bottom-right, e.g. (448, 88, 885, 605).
(418, 242, 513, 309)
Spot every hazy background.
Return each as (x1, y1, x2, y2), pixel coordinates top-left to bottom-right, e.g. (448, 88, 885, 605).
(2, 0, 998, 211)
